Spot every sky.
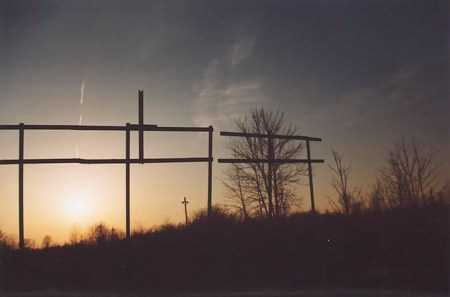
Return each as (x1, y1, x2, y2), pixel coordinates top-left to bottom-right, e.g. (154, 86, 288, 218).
(0, 0, 448, 244)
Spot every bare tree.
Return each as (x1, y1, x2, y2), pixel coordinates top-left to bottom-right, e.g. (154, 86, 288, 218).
(41, 235, 53, 249)
(87, 223, 124, 245)
(223, 108, 306, 218)
(69, 227, 82, 245)
(0, 230, 5, 246)
(328, 150, 356, 214)
(435, 181, 450, 206)
(24, 238, 36, 249)
(0, 231, 15, 249)
(87, 223, 109, 245)
(367, 179, 387, 212)
(222, 164, 249, 220)
(379, 139, 438, 208)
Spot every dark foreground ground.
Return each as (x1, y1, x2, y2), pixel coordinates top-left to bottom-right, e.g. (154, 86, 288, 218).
(1, 205, 448, 294)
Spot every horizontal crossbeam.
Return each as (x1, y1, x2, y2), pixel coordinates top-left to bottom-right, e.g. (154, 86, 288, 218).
(218, 158, 324, 164)
(220, 131, 321, 141)
(0, 124, 212, 132)
(0, 157, 212, 165)
(0, 124, 153, 131)
(152, 126, 212, 132)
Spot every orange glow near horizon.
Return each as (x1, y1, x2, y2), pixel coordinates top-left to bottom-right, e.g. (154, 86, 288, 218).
(0, 162, 217, 245)
(0, 129, 228, 245)
(0, 157, 331, 246)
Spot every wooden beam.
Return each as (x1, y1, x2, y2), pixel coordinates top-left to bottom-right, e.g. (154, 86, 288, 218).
(267, 137, 274, 217)
(0, 160, 19, 165)
(0, 124, 158, 131)
(207, 126, 213, 216)
(150, 126, 211, 132)
(0, 157, 213, 165)
(138, 90, 144, 163)
(18, 123, 24, 249)
(306, 140, 316, 213)
(0, 125, 20, 130)
(220, 131, 321, 142)
(125, 123, 131, 240)
(0, 124, 216, 132)
(217, 158, 324, 164)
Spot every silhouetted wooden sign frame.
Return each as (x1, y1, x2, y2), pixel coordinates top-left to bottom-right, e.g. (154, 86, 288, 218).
(0, 90, 213, 249)
(218, 131, 323, 214)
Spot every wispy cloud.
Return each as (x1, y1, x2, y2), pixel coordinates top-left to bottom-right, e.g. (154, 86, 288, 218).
(193, 56, 267, 128)
(328, 62, 446, 133)
(230, 37, 255, 66)
(192, 33, 267, 127)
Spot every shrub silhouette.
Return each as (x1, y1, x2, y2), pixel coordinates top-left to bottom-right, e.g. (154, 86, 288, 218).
(1, 202, 447, 292)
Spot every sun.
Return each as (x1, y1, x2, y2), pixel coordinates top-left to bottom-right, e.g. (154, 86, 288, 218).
(64, 196, 92, 221)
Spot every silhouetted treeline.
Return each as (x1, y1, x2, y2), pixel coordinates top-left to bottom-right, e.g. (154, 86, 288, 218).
(1, 203, 448, 292)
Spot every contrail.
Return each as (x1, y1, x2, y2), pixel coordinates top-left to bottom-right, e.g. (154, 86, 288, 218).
(76, 80, 85, 157)
(79, 81, 85, 125)
(80, 81, 85, 105)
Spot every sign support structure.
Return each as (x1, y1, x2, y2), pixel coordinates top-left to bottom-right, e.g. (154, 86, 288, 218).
(218, 131, 323, 214)
(0, 90, 214, 248)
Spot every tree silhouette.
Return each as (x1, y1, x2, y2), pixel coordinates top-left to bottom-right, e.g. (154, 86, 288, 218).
(378, 139, 439, 208)
(41, 235, 52, 249)
(223, 108, 306, 218)
(328, 150, 364, 214)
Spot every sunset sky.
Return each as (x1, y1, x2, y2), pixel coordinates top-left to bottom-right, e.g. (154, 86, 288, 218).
(0, 0, 448, 244)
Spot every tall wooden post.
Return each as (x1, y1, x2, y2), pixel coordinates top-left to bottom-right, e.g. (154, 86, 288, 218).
(306, 140, 316, 213)
(18, 123, 24, 249)
(125, 123, 131, 240)
(267, 137, 274, 217)
(138, 90, 144, 163)
(182, 197, 189, 224)
(207, 126, 213, 216)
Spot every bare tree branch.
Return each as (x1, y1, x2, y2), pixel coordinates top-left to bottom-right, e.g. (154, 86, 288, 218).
(223, 108, 306, 218)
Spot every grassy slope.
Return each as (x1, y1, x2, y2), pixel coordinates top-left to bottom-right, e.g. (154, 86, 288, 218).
(1, 206, 448, 293)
